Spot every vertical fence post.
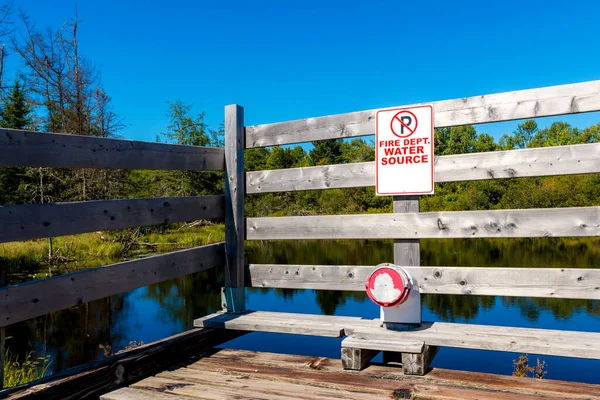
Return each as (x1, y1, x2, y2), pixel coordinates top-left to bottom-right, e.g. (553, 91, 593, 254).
(388, 196, 439, 374)
(393, 196, 420, 267)
(381, 196, 420, 366)
(223, 104, 246, 313)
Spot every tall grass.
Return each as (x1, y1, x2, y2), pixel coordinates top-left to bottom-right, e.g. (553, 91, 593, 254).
(0, 224, 226, 284)
(3, 350, 50, 388)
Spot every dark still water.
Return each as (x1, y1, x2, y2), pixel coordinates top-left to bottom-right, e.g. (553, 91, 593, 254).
(6, 238, 600, 384)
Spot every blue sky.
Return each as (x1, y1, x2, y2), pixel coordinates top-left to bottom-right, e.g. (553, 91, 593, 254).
(7, 0, 600, 143)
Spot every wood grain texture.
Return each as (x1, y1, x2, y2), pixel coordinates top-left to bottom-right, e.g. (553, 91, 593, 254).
(341, 336, 424, 354)
(393, 196, 420, 267)
(348, 319, 600, 359)
(185, 349, 600, 400)
(245, 80, 600, 147)
(246, 143, 600, 194)
(247, 264, 600, 299)
(137, 369, 383, 400)
(0, 128, 225, 171)
(0, 195, 224, 243)
(101, 387, 199, 400)
(0, 243, 225, 327)
(402, 345, 439, 376)
(340, 347, 379, 371)
(2, 328, 245, 400)
(247, 207, 600, 240)
(224, 105, 245, 289)
(194, 311, 363, 337)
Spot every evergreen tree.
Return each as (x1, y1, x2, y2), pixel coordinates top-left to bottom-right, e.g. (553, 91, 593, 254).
(0, 81, 32, 129)
(0, 81, 33, 204)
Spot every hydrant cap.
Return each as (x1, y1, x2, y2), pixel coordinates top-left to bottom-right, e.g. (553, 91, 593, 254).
(365, 264, 410, 307)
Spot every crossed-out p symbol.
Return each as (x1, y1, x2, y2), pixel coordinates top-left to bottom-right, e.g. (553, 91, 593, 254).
(390, 110, 418, 138)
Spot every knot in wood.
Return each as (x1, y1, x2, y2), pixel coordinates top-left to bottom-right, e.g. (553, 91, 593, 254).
(392, 388, 412, 399)
(114, 364, 125, 383)
(436, 218, 448, 231)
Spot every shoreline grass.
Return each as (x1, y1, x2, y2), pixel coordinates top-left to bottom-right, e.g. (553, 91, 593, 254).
(3, 349, 51, 388)
(0, 223, 226, 284)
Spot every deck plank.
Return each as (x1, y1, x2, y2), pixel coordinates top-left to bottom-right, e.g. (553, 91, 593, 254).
(101, 387, 199, 400)
(193, 349, 599, 398)
(104, 349, 600, 400)
(194, 311, 361, 337)
(157, 368, 381, 400)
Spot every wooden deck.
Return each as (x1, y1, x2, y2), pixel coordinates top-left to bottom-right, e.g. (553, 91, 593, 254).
(101, 349, 600, 400)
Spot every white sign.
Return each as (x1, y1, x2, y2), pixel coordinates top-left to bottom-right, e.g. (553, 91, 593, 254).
(376, 105, 434, 195)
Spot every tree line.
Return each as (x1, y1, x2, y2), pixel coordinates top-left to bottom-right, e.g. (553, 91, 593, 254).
(244, 120, 600, 217)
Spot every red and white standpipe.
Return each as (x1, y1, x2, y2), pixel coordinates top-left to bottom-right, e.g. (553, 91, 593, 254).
(365, 263, 421, 329)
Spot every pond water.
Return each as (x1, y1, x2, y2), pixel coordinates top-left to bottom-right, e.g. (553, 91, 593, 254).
(6, 238, 600, 384)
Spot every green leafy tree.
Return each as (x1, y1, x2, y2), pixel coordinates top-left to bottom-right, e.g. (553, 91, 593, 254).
(512, 120, 538, 149)
(435, 126, 478, 155)
(473, 133, 498, 152)
(129, 100, 224, 198)
(530, 122, 576, 147)
(162, 100, 211, 146)
(340, 139, 375, 163)
(266, 146, 307, 170)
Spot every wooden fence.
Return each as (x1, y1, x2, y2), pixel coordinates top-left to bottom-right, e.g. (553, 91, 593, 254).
(2, 79, 600, 395)
(0, 128, 228, 329)
(239, 80, 600, 306)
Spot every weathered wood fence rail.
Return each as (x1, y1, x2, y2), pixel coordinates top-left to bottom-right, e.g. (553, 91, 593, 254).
(0, 129, 227, 329)
(247, 142, 600, 193)
(245, 80, 600, 147)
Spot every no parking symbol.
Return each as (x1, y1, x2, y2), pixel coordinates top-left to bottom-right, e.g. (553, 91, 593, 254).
(390, 110, 418, 138)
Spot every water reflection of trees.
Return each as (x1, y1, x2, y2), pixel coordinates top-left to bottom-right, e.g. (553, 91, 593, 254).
(6, 295, 126, 374)
(247, 239, 600, 321)
(502, 297, 600, 322)
(422, 294, 495, 322)
(10, 237, 600, 376)
(141, 268, 223, 331)
(6, 268, 223, 376)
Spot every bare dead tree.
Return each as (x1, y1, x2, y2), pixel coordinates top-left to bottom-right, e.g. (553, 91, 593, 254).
(12, 11, 69, 131)
(0, 1, 14, 94)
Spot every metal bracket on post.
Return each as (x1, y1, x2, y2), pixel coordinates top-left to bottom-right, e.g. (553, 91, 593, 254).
(223, 104, 246, 313)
